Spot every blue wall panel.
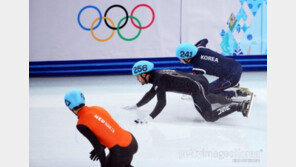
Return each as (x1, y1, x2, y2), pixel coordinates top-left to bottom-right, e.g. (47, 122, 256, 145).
(29, 55, 267, 77)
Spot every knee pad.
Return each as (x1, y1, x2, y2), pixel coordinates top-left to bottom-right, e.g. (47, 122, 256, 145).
(203, 113, 218, 122)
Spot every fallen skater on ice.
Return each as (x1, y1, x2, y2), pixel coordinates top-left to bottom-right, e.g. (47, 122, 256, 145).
(176, 40, 253, 99)
(123, 61, 254, 124)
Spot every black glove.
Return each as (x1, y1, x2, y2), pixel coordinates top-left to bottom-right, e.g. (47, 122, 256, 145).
(89, 149, 105, 161)
(195, 38, 208, 47)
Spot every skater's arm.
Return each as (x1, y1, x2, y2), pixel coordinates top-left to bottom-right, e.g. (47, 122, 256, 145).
(76, 125, 107, 166)
(77, 125, 106, 151)
(149, 90, 167, 119)
(194, 38, 208, 47)
(136, 86, 157, 107)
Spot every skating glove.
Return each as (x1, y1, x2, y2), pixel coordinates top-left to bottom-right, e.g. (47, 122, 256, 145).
(89, 149, 105, 161)
(123, 105, 138, 111)
(135, 115, 153, 124)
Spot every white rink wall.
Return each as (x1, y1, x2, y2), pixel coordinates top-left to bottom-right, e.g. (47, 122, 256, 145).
(30, 0, 267, 61)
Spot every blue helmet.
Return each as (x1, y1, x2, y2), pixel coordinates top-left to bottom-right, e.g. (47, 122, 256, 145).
(175, 43, 198, 59)
(64, 89, 85, 110)
(132, 60, 154, 76)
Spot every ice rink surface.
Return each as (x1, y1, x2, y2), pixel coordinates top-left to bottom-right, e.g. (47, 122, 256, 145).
(30, 71, 267, 167)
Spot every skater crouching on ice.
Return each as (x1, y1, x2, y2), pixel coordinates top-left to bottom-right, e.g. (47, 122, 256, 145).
(176, 39, 252, 98)
(64, 89, 137, 167)
(124, 61, 254, 124)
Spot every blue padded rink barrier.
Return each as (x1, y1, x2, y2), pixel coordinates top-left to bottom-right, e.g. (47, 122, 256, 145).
(29, 55, 267, 77)
(29, 58, 267, 167)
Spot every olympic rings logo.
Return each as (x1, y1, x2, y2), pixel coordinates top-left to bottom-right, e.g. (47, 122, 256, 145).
(77, 4, 155, 42)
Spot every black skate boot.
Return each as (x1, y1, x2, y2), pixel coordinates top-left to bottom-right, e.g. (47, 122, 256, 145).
(238, 93, 255, 117)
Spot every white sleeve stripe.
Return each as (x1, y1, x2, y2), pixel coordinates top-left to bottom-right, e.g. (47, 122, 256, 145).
(192, 68, 206, 74)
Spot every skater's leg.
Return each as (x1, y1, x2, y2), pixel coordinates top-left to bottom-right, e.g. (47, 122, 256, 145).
(125, 134, 138, 166)
(191, 83, 219, 122)
(209, 71, 242, 98)
(107, 154, 125, 167)
(192, 93, 216, 122)
(181, 74, 210, 101)
(192, 85, 243, 122)
(212, 103, 241, 119)
(206, 93, 232, 104)
(193, 94, 243, 122)
(108, 134, 138, 167)
(215, 90, 236, 98)
(105, 153, 112, 167)
(108, 154, 134, 167)
(190, 74, 210, 93)
(124, 156, 134, 167)
(209, 78, 235, 98)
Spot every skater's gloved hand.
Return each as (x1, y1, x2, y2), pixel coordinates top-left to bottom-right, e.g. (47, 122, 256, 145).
(123, 105, 138, 111)
(135, 115, 153, 124)
(89, 149, 105, 161)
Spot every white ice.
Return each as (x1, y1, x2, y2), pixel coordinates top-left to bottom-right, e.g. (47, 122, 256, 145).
(30, 72, 267, 167)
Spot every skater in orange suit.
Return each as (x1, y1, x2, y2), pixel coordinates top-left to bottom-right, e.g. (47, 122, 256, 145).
(64, 89, 137, 167)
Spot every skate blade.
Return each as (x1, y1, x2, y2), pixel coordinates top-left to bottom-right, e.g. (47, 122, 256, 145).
(246, 93, 255, 117)
(181, 95, 192, 100)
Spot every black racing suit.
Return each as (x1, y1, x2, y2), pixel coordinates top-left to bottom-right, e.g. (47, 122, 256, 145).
(77, 125, 137, 167)
(136, 70, 242, 122)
